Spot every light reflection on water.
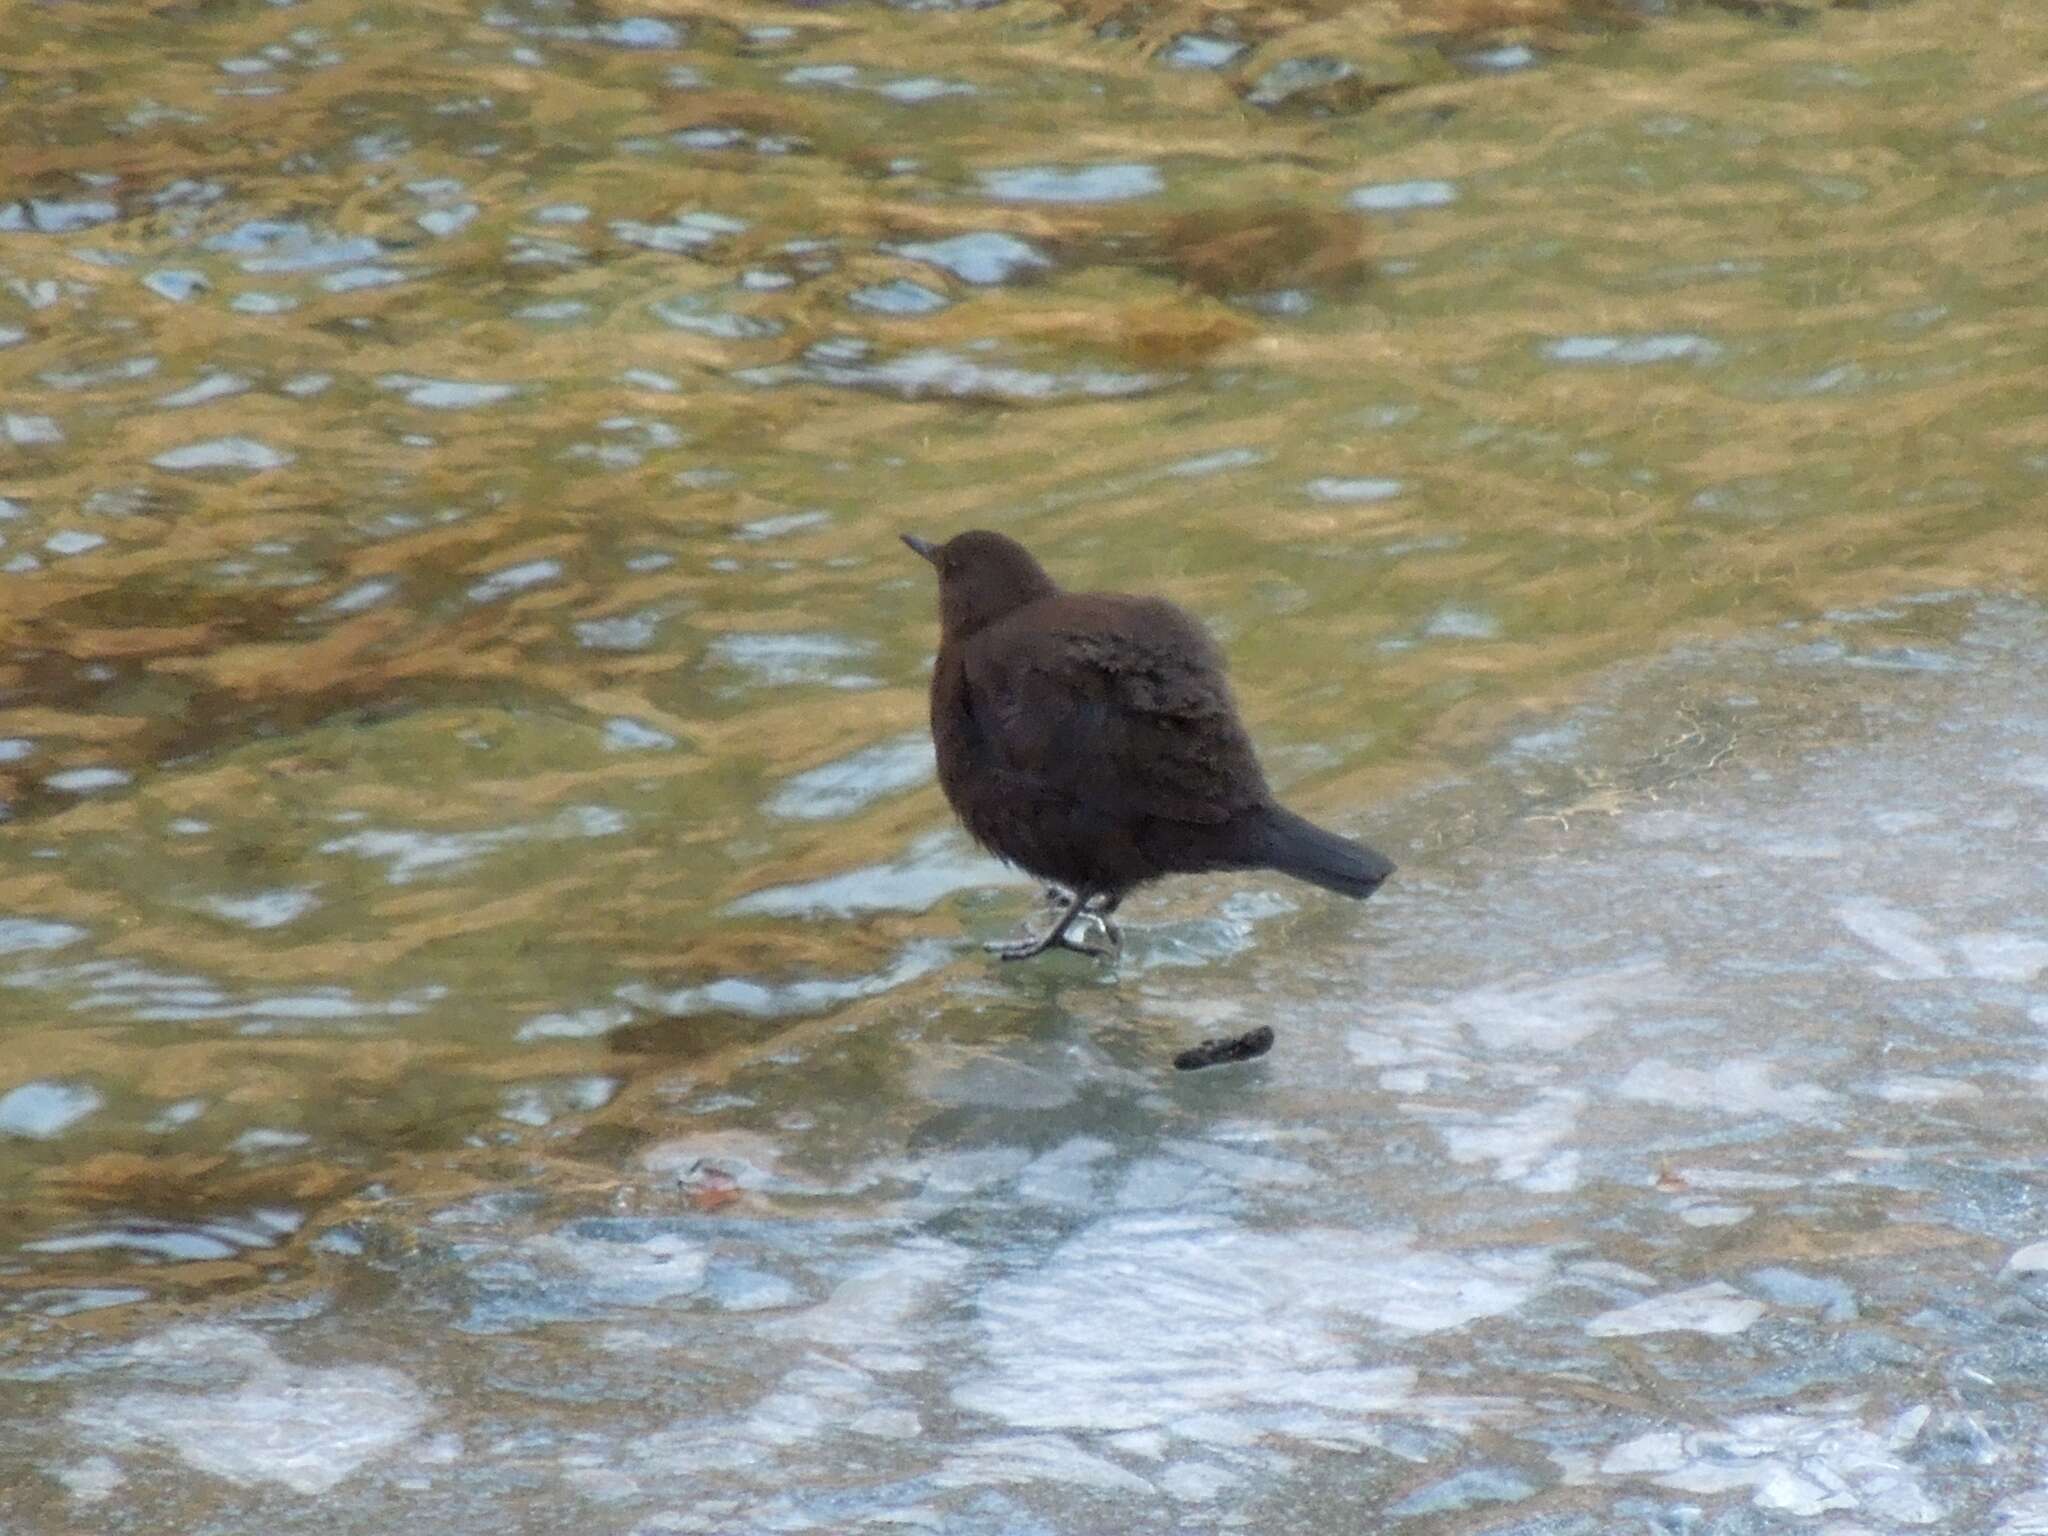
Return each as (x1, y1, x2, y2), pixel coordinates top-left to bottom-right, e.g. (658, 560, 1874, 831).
(1, 0, 2047, 1524)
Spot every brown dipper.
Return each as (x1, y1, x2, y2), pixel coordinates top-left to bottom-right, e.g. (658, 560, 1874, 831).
(904, 529, 1394, 962)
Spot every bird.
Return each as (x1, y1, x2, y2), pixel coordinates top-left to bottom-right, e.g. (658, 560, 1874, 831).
(903, 529, 1394, 962)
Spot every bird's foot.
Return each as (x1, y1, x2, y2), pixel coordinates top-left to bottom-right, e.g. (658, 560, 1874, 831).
(986, 908, 1121, 963)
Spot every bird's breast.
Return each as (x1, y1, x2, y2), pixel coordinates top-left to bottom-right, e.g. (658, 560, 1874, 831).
(927, 654, 984, 809)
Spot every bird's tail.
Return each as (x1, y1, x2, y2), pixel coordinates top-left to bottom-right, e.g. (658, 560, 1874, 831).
(1251, 805, 1395, 899)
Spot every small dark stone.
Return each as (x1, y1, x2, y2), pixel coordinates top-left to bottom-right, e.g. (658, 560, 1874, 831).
(1174, 1025, 1276, 1072)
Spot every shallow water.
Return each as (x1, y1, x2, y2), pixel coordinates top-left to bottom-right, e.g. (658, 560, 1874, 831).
(2, 0, 2046, 1528)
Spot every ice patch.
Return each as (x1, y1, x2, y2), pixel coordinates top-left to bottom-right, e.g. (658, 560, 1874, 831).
(775, 1238, 969, 1365)
(518, 1229, 709, 1304)
(956, 1215, 1548, 1433)
(1015, 1136, 1115, 1206)
(1871, 1074, 1979, 1105)
(1677, 1202, 1752, 1227)
(1615, 1057, 1839, 1121)
(935, 1435, 1155, 1494)
(1590, 1401, 1939, 1523)
(1426, 1087, 1585, 1191)
(69, 1325, 428, 1495)
(47, 1454, 125, 1503)
(1363, 962, 1661, 1056)
(1955, 930, 2048, 983)
(1836, 897, 1950, 978)
(1586, 1281, 1765, 1337)
(910, 1048, 1085, 1111)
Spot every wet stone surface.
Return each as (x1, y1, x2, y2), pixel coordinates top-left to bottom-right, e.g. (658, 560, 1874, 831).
(4, 598, 2046, 1531)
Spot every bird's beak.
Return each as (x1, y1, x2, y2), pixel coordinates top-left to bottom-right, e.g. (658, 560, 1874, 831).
(901, 533, 939, 565)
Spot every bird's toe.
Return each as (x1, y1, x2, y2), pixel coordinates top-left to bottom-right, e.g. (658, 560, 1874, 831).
(1055, 930, 1114, 961)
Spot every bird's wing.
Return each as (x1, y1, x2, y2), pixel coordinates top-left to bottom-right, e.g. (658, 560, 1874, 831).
(960, 597, 1267, 826)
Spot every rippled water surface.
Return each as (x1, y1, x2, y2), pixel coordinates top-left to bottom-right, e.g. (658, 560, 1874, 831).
(3, 0, 2046, 1528)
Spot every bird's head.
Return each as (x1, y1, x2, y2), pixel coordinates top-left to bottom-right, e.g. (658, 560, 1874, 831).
(902, 529, 1059, 643)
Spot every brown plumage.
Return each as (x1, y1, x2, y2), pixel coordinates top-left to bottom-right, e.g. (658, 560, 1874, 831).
(904, 529, 1394, 961)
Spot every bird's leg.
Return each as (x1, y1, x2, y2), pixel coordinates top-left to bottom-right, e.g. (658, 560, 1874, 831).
(1036, 886, 1121, 949)
(1088, 892, 1123, 949)
(1044, 886, 1117, 914)
(988, 886, 1114, 962)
